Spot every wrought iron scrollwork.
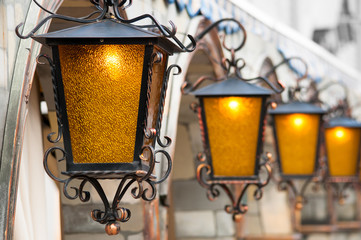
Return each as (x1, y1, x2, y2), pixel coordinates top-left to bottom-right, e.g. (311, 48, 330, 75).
(37, 55, 63, 143)
(196, 152, 272, 220)
(155, 64, 182, 148)
(277, 177, 320, 210)
(40, 51, 176, 234)
(43, 141, 169, 234)
(181, 19, 304, 95)
(16, 0, 196, 52)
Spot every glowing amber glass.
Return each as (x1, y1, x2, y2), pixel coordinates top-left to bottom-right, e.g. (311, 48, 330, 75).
(204, 96, 262, 177)
(326, 127, 360, 176)
(59, 44, 145, 164)
(275, 114, 320, 175)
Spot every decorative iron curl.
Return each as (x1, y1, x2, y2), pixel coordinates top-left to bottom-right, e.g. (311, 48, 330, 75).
(16, 7, 108, 39)
(181, 76, 221, 95)
(138, 145, 155, 181)
(151, 150, 172, 184)
(43, 146, 67, 182)
(16, 0, 196, 53)
(326, 182, 356, 205)
(195, 153, 272, 220)
(187, 18, 247, 51)
(37, 55, 63, 143)
(43, 142, 167, 234)
(277, 177, 322, 210)
(42, 160, 161, 235)
(155, 64, 181, 148)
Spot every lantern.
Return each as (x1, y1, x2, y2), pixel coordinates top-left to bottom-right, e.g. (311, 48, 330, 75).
(269, 102, 326, 178)
(325, 117, 361, 178)
(33, 20, 183, 177)
(192, 78, 272, 180)
(16, 1, 195, 234)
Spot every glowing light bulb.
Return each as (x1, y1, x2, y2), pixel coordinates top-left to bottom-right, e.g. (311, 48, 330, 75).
(293, 117, 304, 127)
(228, 100, 240, 111)
(105, 52, 120, 66)
(335, 129, 345, 138)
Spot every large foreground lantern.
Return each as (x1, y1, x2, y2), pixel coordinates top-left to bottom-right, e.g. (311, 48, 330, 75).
(34, 20, 182, 176)
(16, 0, 195, 235)
(325, 117, 361, 179)
(182, 19, 286, 219)
(269, 102, 326, 178)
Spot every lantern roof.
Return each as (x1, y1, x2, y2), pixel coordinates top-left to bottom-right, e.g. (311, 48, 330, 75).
(32, 19, 183, 54)
(325, 117, 361, 128)
(269, 101, 326, 115)
(191, 77, 273, 97)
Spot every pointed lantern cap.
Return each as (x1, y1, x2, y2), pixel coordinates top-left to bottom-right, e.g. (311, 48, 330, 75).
(325, 117, 361, 128)
(269, 101, 326, 115)
(32, 19, 182, 54)
(191, 77, 273, 97)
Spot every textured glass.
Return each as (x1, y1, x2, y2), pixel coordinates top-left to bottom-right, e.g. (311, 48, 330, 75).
(204, 97, 262, 177)
(275, 114, 320, 175)
(326, 127, 360, 176)
(59, 44, 145, 164)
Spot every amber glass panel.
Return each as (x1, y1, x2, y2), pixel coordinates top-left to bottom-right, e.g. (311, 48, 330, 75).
(59, 44, 145, 164)
(326, 127, 360, 176)
(204, 97, 262, 177)
(275, 114, 320, 175)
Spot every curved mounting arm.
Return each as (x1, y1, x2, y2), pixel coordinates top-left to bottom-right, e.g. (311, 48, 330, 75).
(181, 22, 313, 95)
(188, 18, 247, 51)
(313, 81, 350, 117)
(16, 0, 196, 53)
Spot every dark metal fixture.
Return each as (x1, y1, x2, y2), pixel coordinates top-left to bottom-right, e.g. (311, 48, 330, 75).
(266, 58, 329, 210)
(182, 19, 290, 220)
(16, 0, 195, 235)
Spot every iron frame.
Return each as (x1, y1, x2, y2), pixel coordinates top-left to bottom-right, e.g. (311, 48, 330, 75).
(271, 113, 324, 180)
(181, 18, 289, 218)
(16, 0, 194, 235)
(197, 96, 269, 181)
(324, 117, 361, 180)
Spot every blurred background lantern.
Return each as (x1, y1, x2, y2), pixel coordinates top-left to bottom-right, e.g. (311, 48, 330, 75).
(181, 18, 286, 219)
(325, 117, 361, 179)
(192, 78, 272, 180)
(269, 102, 326, 178)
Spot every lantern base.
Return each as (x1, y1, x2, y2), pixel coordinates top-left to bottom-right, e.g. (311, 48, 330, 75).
(327, 176, 359, 183)
(196, 152, 272, 219)
(62, 168, 156, 180)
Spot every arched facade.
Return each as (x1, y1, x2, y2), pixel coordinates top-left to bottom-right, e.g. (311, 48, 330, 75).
(2, 0, 361, 240)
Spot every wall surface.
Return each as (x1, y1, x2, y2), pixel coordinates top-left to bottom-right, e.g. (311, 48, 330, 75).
(2, 0, 361, 240)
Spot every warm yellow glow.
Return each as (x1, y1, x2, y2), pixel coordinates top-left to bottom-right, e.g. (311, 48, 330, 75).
(335, 129, 345, 138)
(293, 117, 304, 127)
(105, 52, 121, 66)
(228, 99, 240, 112)
(203, 96, 262, 177)
(275, 114, 320, 175)
(326, 127, 360, 176)
(59, 44, 145, 164)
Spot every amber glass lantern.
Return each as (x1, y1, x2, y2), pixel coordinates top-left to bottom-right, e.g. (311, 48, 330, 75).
(33, 20, 182, 177)
(269, 102, 326, 178)
(17, 0, 196, 233)
(325, 117, 361, 178)
(192, 78, 272, 180)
